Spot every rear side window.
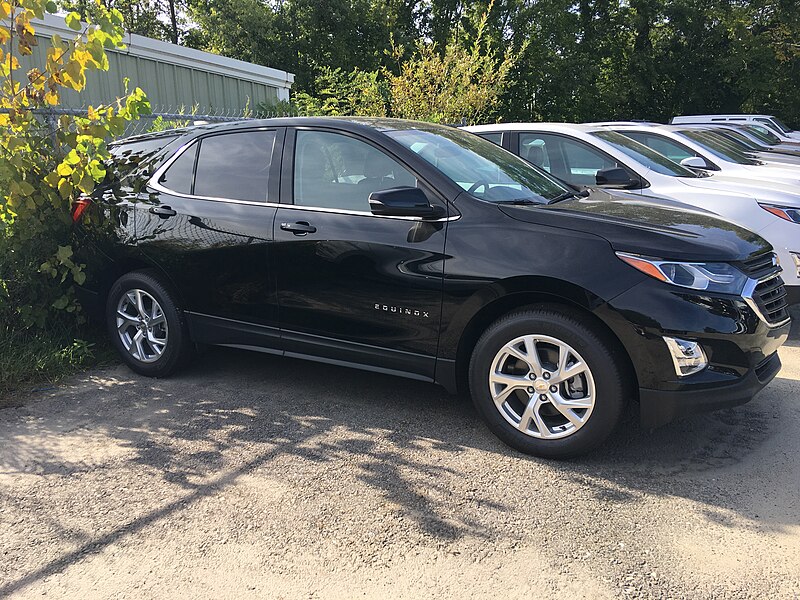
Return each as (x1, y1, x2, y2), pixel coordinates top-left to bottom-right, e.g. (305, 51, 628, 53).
(159, 143, 196, 194)
(194, 131, 276, 201)
(477, 132, 502, 145)
(158, 130, 276, 201)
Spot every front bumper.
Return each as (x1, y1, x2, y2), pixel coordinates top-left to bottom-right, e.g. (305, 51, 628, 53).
(596, 278, 791, 428)
(639, 351, 781, 428)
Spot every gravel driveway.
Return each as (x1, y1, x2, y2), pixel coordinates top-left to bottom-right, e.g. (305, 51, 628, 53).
(2, 316, 799, 599)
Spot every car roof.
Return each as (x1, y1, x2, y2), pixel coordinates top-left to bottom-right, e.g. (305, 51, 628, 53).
(465, 122, 591, 134)
(112, 116, 459, 146)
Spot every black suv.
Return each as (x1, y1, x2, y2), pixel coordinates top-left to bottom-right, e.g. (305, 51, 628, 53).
(74, 118, 790, 458)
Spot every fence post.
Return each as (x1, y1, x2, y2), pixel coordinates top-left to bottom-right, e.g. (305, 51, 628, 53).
(45, 107, 58, 151)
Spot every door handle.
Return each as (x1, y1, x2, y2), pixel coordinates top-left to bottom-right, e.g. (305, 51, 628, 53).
(149, 205, 177, 218)
(280, 221, 317, 235)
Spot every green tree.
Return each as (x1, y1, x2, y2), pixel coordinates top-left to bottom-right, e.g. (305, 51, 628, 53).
(1, 0, 151, 328)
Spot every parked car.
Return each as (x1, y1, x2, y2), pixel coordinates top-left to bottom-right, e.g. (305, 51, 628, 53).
(465, 122, 800, 304)
(678, 125, 800, 167)
(74, 118, 790, 458)
(695, 124, 800, 157)
(740, 123, 800, 149)
(594, 123, 800, 186)
(670, 114, 800, 142)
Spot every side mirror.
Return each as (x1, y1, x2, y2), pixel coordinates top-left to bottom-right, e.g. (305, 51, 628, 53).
(680, 156, 708, 169)
(595, 167, 639, 189)
(369, 187, 444, 218)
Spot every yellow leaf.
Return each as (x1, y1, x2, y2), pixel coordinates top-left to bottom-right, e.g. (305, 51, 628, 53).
(0, 26, 9, 45)
(58, 178, 73, 199)
(44, 90, 58, 105)
(0, 2, 10, 20)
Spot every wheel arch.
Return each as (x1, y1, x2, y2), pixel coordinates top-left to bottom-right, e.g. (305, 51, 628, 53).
(443, 277, 638, 397)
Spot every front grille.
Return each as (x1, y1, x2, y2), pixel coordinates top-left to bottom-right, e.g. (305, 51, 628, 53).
(739, 251, 779, 280)
(738, 252, 790, 327)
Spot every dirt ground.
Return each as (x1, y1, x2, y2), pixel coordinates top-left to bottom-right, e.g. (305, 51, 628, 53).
(1, 315, 799, 599)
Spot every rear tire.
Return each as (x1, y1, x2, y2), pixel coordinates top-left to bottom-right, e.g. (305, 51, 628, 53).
(469, 307, 628, 458)
(106, 270, 193, 377)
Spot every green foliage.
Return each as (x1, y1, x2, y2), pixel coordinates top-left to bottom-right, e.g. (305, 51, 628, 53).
(286, 2, 515, 125)
(178, 0, 799, 127)
(1, 1, 151, 330)
(0, 320, 109, 402)
(293, 67, 387, 117)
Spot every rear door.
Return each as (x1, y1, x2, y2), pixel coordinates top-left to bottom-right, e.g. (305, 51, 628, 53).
(271, 127, 448, 380)
(138, 127, 284, 347)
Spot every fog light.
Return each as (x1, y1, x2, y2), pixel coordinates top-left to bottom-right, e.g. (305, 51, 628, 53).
(663, 336, 708, 377)
(791, 252, 800, 278)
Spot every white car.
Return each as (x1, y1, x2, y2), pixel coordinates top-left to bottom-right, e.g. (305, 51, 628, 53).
(670, 114, 800, 142)
(464, 122, 800, 303)
(595, 123, 800, 187)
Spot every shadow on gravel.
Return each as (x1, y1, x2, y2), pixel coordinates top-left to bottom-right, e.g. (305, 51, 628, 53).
(1, 338, 799, 596)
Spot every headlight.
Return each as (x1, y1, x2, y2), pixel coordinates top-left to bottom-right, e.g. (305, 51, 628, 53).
(791, 252, 800, 278)
(616, 252, 748, 294)
(759, 203, 800, 223)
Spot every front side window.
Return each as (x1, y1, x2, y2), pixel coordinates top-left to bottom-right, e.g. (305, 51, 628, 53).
(386, 125, 567, 203)
(293, 130, 417, 212)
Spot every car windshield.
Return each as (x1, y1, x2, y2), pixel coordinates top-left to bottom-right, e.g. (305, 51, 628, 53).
(703, 129, 759, 152)
(769, 117, 793, 134)
(677, 129, 759, 165)
(716, 128, 765, 150)
(591, 130, 697, 177)
(384, 124, 569, 203)
(743, 125, 781, 145)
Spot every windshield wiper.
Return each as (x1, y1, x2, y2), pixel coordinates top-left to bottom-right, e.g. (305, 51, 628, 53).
(545, 189, 590, 205)
(494, 198, 541, 205)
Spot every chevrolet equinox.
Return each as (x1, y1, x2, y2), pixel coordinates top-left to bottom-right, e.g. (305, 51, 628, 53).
(73, 118, 791, 458)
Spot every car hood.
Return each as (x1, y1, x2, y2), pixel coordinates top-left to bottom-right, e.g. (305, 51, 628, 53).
(498, 188, 770, 262)
(678, 175, 800, 207)
(738, 164, 800, 185)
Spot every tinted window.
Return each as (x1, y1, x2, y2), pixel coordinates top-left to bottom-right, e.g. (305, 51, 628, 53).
(293, 130, 416, 212)
(109, 135, 177, 182)
(193, 131, 276, 201)
(387, 125, 567, 203)
(591, 131, 696, 177)
(159, 143, 197, 194)
(477, 132, 503, 145)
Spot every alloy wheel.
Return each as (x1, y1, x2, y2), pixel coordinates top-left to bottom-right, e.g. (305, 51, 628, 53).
(488, 334, 595, 439)
(116, 289, 169, 363)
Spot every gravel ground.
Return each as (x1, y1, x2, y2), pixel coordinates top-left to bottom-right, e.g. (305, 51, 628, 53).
(2, 314, 799, 599)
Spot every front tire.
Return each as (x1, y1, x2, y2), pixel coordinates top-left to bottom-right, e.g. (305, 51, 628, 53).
(469, 307, 628, 458)
(106, 270, 193, 377)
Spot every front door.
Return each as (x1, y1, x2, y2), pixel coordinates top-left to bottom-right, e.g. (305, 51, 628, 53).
(272, 128, 448, 380)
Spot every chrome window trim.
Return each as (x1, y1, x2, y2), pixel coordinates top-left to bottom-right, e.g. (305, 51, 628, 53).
(148, 136, 459, 222)
(742, 272, 791, 328)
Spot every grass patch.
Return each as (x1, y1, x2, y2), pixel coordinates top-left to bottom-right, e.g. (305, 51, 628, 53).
(0, 323, 115, 406)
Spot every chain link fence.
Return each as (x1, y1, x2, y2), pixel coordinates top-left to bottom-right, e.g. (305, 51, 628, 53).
(0, 106, 291, 141)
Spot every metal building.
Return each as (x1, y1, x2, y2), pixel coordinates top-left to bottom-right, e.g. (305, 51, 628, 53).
(29, 14, 294, 113)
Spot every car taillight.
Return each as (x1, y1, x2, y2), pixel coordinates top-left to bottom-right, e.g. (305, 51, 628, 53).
(71, 195, 92, 223)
